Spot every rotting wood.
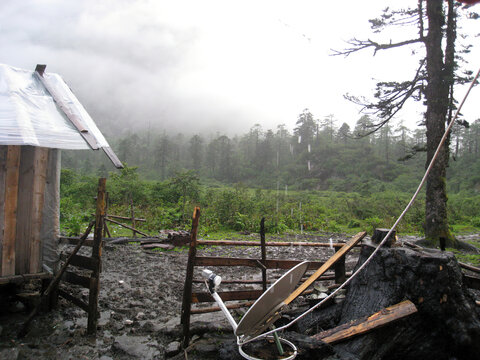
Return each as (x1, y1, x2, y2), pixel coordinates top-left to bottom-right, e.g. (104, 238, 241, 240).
(2, 146, 21, 276)
(194, 256, 324, 270)
(312, 300, 418, 345)
(105, 217, 149, 237)
(284, 231, 367, 305)
(181, 207, 201, 348)
(196, 240, 358, 248)
(18, 220, 94, 337)
(142, 243, 174, 250)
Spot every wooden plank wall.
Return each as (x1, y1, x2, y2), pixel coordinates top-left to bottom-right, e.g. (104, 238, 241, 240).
(0, 145, 49, 277)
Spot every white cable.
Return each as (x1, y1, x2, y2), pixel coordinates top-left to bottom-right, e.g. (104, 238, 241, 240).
(240, 67, 480, 345)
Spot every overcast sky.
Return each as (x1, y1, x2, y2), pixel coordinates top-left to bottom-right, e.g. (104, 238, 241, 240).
(1, 0, 479, 137)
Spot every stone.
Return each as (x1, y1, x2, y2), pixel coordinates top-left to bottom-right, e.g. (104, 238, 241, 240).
(165, 341, 181, 356)
(0, 348, 19, 360)
(112, 335, 159, 359)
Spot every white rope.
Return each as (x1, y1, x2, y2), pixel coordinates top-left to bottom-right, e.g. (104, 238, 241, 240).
(239, 67, 480, 346)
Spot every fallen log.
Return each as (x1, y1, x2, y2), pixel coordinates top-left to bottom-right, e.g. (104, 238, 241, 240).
(313, 300, 418, 345)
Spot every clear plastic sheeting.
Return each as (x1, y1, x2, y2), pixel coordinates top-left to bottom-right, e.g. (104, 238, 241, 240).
(0, 63, 108, 149)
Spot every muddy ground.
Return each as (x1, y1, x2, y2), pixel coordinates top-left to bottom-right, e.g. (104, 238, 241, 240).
(0, 232, 478, 360)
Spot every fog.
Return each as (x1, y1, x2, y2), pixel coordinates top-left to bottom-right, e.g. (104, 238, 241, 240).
(1, 0, 478, 137)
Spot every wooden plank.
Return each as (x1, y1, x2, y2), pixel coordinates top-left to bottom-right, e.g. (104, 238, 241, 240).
(194, 256, 324, 270)
(196, 240, 357, 248)
(181, 207, 201, 348)
(15, 146, 35, 275)
(57, 288, 89, 313)
(284, 231, 366, 305)
(0, 272, 52, 285)
(192, 290, 264, 303)
(313, 300, 418, 344)
(60, 253, 99, 271)
(2, 146, 21, 276)
(29, 147, 49, 273)
(0, 146, 7, 274)
(191, 301, 255, 314)
(62, 271, 90, 288)
(58, 236, 94, 247)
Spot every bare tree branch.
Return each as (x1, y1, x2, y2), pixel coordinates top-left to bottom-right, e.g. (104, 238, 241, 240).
(331, 37, 424, 57)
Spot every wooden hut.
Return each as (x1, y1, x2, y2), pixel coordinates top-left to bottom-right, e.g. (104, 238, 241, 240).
(0, 63, 122, 284)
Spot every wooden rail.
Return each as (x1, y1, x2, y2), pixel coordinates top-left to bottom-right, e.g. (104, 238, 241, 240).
(180, 210, 365, 348)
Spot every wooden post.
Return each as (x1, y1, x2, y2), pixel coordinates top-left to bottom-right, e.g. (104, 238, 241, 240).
(87, 178, 106, 335)
(181, 207, 201, 348)
(103, 192, 109, 238)
(334, 246, 346, 284)
(2, 146, 21, 276)
(260, 217, 267, 292)
(130, 195, 136, 238)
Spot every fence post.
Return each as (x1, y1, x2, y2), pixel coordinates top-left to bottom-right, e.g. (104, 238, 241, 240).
(260, 217, 267, 292)
(181, 207, 201, 348)
(87, 177, 106, 334)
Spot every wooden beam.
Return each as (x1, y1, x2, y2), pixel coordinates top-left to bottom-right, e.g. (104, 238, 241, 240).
(312, 300, 418, 344)
(0, 272, 52, 285)
(194, 256, 324, 270)
(60, 253, 99, 271)
(192, 290, 264, 303)
(29, 147, 49, 273)
(459, 262, 480, 274)
(2, 146, 21, 276)
(59, 236, 94, 247)
(191, 301, 255, 314)
(196, 240, 358, 248)
(284, 232, 366, 305)
(62, 271, 90, 288)
(57, 288, 89, 313)
(463, 274, 480, 290)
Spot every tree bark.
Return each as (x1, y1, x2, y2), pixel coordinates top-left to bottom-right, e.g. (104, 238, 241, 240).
(424, 0, 457, 247)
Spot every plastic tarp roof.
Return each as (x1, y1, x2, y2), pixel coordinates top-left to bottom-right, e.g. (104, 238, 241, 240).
(0, 63, 109, 150)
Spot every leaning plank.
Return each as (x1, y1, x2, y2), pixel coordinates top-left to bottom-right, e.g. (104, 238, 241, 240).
(194, 256, 324, 270)
(284, 232, 367, 305)
(2, 146, 21, 276)
(313, 300, 418, 345)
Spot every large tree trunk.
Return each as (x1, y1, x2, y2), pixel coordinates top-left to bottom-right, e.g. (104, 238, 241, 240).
(424, 0, 457, 247)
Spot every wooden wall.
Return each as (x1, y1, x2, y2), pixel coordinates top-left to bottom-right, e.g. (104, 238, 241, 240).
(0, 145, 50, 277)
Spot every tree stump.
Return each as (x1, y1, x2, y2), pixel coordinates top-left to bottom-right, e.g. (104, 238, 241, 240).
(322, 244, 480, 360)
(371, 228, 396, 247)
